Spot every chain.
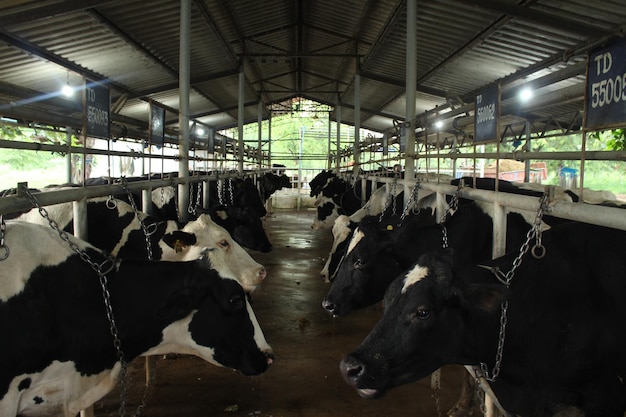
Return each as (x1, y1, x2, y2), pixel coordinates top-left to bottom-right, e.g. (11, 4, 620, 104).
(21, 188, 130, 416)
(479, 193, 549, 382)
(195, 182, 202, 210)
(0, 215, 9, 261)
(378, 172, 399, 222)
(400, 180, 421, 221)
(188, 183, 197, 215)
(439, 181, 463, 249)
(218, 179, 224, 205)
(228, 178, 234, 206)
(120, 178, 153, 261)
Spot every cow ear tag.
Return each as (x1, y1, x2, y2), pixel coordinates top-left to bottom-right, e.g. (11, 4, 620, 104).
(174, 239, 185, 253)
(386, 225, 394, 231)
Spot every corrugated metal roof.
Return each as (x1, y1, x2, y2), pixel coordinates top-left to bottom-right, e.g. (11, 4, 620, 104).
(0, 0, 624, 144)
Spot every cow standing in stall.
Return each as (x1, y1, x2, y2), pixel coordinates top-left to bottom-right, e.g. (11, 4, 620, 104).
(168, 178, 273, 252)
(17, 196, 267, 293)
(308, 171, 375, 230)
(0, 221, 273, 417)
(260, 170, 293, 215)
(339, 220, 626, 417)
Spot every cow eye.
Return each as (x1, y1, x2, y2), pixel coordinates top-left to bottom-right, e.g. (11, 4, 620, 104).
(416, 307, 430, 319)
(353, 258, 365, 269)
(217, 240, 229, 249)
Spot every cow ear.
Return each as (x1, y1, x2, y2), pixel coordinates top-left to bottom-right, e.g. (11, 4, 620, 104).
(163, 231, 197, 253)
(211, 205, 229, 221)
(463, 283, 507, 314)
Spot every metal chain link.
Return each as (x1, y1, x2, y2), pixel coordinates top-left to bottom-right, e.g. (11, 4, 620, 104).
(20, 188, 130, 416)
(439, 181, 463, 249)
(187, 182, 202, 216)
(479, 193, 549, 383)
(378, 171, 399, 222)
(217, 178, 224, 205)
(228, 178, 234, 206)
(400, 180, 421, 221)
(188, 182, 197, 215)
(120, 178, 153, 261)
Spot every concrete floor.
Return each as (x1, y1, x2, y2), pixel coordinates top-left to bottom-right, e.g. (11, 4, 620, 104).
(94, 208, 473, 417)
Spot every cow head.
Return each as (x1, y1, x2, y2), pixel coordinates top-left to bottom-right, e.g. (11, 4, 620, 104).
(322, 216, 402, 316)
(311, 199, 340, 230)
(232, 178, 267, 218)
(320, 215, 357, 282)
(309, 170, 336, 197)
(339, 249, 504, 398)
(209, 205, 272, 253)
(162, 214, 267, 292)
(152, 264, 274, 376)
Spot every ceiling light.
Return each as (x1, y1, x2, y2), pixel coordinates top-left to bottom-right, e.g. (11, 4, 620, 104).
(434, 120, 443, 129)
(61, 71, 74, 97)
(62, 84, 74, 97)
(519, 87, 533, 102)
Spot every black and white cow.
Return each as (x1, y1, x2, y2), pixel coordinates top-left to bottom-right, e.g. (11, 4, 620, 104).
(310, 173, 374, 230)
(340, 220, 626, 417)
(156, 181, 272, 252)
(0, 221, 273, 417)
(17, 197, 267, 293)
(322, 197, 539, 317)
(260, 172, 292, 202)
(319, 186, 436, 282)
(322, 178, 563, 316)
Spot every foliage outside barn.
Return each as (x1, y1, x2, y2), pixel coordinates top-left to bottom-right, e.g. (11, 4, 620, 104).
(1, 108, 625, 199)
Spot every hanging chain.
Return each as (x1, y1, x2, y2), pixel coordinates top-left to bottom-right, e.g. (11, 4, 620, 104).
(378, 172, 399, 222)
(20, 188, 130, 416)
(228, 178, 234, 206)
(478, 193, 549, 383)
(120, 178, 153, 261)
(400, 179, 421, 222)
(0, 215, 9, 261)
(187, 182, 202, 215)
(23, 186, 161, 417)
(439, 181, 463, 249)
(217, 178, 224, 205)
(195, 182, 202, 212)
(188, 182, 197, 215)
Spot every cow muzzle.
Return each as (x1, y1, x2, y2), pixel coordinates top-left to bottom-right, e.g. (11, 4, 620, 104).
(339, 355, 381, 399)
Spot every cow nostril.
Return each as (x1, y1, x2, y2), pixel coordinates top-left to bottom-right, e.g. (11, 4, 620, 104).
(346, 363, 364, 380)
(321, 298, 335, 313)
(265, 352, 274, 366)
(340, 356, 366, 383)
(259, 268, 267, 280)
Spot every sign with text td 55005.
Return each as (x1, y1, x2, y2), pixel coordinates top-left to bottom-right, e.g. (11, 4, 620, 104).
(475, 85, 499, 142)
(586, 37, 626, 129)
(85, 80, 110, 139)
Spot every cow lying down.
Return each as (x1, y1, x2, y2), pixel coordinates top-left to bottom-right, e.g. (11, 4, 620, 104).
(17, 197, 266, 293)
(340, 220, 626, 417)
(0, 221, 273, 417)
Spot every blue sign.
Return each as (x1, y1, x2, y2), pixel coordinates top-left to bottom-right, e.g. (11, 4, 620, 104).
(475, 85, 499, 142)
(586, 37, 626, 129)
(85, 80, 110, 139)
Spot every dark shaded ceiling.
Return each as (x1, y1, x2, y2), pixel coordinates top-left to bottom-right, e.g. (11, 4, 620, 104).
(0, 0, 624, 144)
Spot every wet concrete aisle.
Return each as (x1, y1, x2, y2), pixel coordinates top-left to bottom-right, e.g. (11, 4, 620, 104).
(95, 208, 472, 417)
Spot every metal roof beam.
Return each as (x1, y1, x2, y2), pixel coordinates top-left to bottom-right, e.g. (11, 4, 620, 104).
(87, 9, 231, 118)
(0, 0, 118, 28)
(464, 0, 614, 37)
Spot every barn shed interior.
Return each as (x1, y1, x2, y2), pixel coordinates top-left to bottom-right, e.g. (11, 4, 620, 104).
(1, 1, 626, 417)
